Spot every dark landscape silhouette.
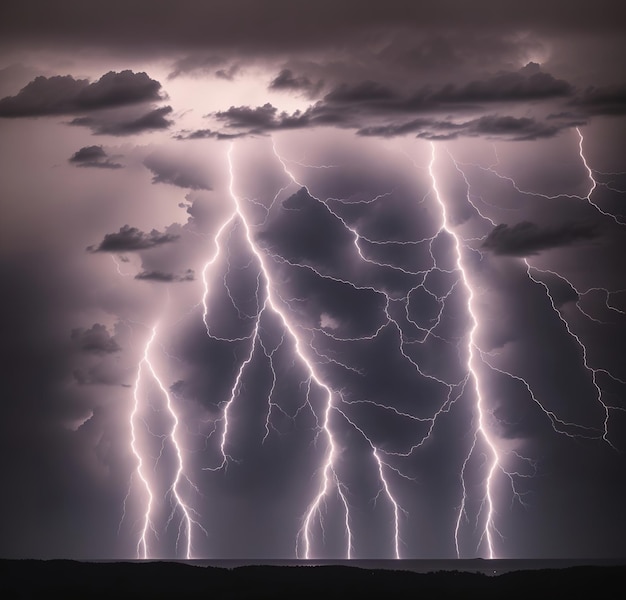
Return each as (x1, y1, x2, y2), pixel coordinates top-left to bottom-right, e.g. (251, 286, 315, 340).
(1, 559, 624, 598)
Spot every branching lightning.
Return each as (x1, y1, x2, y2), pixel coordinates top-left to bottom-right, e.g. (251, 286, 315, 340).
(198, 143, 414, 559)
(118, 125, 624, 561)
(438, 126, 626, 555)
(428, 142, 500, 559)
(448, 128, 626, 447)
(128, 323, 205, 559)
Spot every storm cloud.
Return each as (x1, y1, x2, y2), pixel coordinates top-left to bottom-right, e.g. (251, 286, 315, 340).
(87, 225, 180, 253)
(69, 105, 173, 136)
(571, 84, 626, 116)
(0, 70, 164, 117)
(135, 268, 195, 282)
(482, 221, 599, 256)
(2, 1, 623, 53)
(269, 69, 323, 97)
(211, 64, 594, 140)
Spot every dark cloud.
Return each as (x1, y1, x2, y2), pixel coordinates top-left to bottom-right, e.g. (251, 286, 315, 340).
(571, 84, 626, 116)
(143, 151, 212, 189)
(214, 103, 300, 131)
(376, 33, 540, 76)
(69, 70, 164, 108)
(70, 324, 121, 354)
(214, 102, 346, 134)
(1, 1, 622, 53)
(463, 115, 562, 140)
(216, 65, 240, 80)
(175, 128, 217, 140)
(168, 55, 240, 81)
(168, 55, 226, 79)
(173, 128, 244, 141)
(69, 145, 106, 162)
(0, 74, 87, 116)
(135, 268, 195, 282)
(420, 115, 572, 141)
(481, 221, 599, 256)
(69, 105, 173, 136)
(167, 54, 240, 81)
(359, 112, 585, 141)
(216, 103, 575, 141)
(68, 145, 123, 169)
(214, 65, 583, 140)
(324, 81, 397, 104)
(423, 64, 573, 104)
(269, 69, 322, 97)
(357, 118, 455, 138)
(87, 225, 180, 253)
(0, 70, 163, 117)
(321, 64, 571, 111)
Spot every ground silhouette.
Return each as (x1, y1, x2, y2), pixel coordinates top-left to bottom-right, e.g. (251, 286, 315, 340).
(1, 560, 623, 598)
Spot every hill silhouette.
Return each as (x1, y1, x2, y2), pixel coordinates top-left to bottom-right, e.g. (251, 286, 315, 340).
(1, 560, 624, 598)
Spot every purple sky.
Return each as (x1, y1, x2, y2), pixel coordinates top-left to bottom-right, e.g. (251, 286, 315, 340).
(1, 0, 625, 560)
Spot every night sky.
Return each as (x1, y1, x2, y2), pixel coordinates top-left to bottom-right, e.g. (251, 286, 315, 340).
(1, 1, 625, 560)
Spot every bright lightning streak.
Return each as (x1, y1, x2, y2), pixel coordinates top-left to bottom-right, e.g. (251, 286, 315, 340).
(271, 142, 412, 558)
(524, 263, 623, 449)
(436, 128, 626, 557)
(272, 138, 497, 557)
(194, 130, 622, 560)
(576, 127, 624, 224)
(428, 142, 499, 559)
(129, 324, 205, 559)
(201, 144, 354, 558)
(273, 144, 425, 275)
(449, 131, 626, 448)
(130, 336, 156, 559)
(199, 142, 412, 558)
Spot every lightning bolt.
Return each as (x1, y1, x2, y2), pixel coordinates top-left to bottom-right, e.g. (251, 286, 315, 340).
(438, 126, 626, 554)
(428, 143, 500, 559)
(130, 125, 623, 561)
(268, 139, 506, 558)
(128, 323, 205, 559)
(447, 128, 626, 447)
(523, 264, 625, 449)
(111, 254, 133, 277)
(575, 127, 625, 225)
(201, 144, 355, 558)
(465, 128, 625, 224)
(199, 143, 414, 558)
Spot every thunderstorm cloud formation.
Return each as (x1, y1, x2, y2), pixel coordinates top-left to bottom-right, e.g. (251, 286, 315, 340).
(1, 0, 625, 562)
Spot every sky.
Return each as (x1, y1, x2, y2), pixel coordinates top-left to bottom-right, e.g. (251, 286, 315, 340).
(1, 1, 625, 560)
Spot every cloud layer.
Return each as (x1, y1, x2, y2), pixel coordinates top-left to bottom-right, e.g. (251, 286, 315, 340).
(87, 225, 180, 253)
(0, 70, 163, 117)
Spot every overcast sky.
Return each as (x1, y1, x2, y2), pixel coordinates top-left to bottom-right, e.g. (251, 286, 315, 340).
(1, 1, 625, 560)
